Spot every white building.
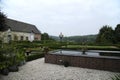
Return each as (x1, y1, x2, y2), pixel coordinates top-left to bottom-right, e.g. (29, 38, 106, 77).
(0, 18, 41, 43)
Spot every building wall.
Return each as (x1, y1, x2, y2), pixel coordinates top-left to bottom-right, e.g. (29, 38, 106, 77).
(11, 31, 31, 41)
(0, 29, 11, 43)
(34, 34, 41, 41)
(0, 31, 41, 43)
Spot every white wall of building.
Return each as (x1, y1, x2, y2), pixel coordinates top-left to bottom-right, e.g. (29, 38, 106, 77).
(0, 31, 35, 42)
(11, 31, 35, 41)
(29, 32, 34, 42)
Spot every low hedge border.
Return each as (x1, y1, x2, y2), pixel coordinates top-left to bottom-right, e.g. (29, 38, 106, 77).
(26, 53, 44, 61)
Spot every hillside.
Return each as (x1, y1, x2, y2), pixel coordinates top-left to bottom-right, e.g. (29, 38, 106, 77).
(50, 34, 97, 43)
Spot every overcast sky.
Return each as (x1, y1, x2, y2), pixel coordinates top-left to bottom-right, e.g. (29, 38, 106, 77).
(1, 0, 120, 36)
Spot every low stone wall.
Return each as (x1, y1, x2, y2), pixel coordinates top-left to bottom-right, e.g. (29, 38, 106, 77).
(45, 54, 120, 72)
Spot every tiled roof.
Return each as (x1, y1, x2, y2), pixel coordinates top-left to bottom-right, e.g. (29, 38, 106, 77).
(5, 18, 40, 34)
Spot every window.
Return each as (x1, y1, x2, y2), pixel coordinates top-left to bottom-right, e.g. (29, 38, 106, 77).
(26, 37, 28, 40)
(8, 35, 11, 42)
(14, 35, 18, 41)
(21, 36, 24, 40)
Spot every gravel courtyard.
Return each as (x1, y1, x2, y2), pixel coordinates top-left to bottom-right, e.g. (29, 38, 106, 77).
(0, 58, 119, 80)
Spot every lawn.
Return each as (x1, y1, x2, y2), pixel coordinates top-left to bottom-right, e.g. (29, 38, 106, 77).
(63, 45, 120, 50)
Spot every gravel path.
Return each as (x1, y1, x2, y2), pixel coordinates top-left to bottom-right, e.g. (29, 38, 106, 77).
(0, 58, 119, 80)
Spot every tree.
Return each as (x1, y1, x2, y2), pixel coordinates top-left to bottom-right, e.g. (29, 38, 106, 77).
(41, 33, 49, 40)
(0, 0, 7, 31)
(115, 24, 120, 43)
(0, 11, 6, 31)
(96, 25, 115, 44)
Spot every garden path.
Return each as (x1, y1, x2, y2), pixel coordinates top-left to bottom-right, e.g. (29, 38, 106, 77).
(0, 58, 119, 80)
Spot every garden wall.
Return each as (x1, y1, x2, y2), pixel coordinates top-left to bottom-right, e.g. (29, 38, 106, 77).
(45, 54, 120, 72)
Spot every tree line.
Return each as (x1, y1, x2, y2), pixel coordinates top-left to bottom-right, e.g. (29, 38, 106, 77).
(96, 25, 120, 45)
(0, 11, 6, 31)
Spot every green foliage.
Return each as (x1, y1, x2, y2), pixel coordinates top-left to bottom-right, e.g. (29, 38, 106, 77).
(0, 43, 26, 70)
(14, 41, 42, 49)
(65, 35, 97, 43)
(96, 25, 115, 45)
(43, 43, 61, 49)
(115, 24, 120, 43)
(0, 54, 10, 69)
(0, 47, 13, 69)
(96, 24, 120, 45)
(111, 74, 120, 80)
(15, 48, 25, 64)
(26, 53, 44, 61)
(61, 45, 120, 51)
(116, 44, 120, 48)
(50, 35, 97, 43)
(0, 11, 6, 31)
(41, 33, 56, 43)
(41, 33, 49, 40)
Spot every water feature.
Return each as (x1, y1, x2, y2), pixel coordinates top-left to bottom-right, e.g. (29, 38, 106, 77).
(50, 50, 120, 57)
(46, 49, 120, 72)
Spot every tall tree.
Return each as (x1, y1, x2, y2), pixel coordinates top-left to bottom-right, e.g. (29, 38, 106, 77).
(96, 25, 115, 44)
(0, 0, 6, 31)
(41, 33, 49, 40)
(0, 11, 6, 31)
(115, 24, 120, 43)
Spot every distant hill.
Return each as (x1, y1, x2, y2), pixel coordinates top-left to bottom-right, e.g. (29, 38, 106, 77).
(50, 34, 97, 43)
(50, 36, 60, 41)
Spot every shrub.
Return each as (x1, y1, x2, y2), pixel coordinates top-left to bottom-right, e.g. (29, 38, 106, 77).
(0, 43, 26, 70)
(116, 44, 120, 48)
(26, 53, 44, 61)
(100, 52, 120, 57)
(0, 47, 14, 70)
(63, 61, 69, 67)
(60, 45, 120, 51)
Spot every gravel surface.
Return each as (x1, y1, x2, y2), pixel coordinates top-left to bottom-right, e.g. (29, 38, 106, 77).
(0, 58, 119, 80)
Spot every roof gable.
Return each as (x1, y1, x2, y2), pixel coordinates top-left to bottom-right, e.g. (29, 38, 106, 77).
(5, 18, 40, 34)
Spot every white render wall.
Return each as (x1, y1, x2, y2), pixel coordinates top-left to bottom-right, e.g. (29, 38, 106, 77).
(0, 30, 35, 42)
(0, 30, 11, 43)
(11, 31, 34, 41)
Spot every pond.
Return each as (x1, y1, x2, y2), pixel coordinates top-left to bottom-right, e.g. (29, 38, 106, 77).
(45, 49, 120, 72)
(50, 50, 120, 57)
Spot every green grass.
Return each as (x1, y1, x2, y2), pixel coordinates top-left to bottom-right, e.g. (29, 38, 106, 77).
(67, 45, 117, 48)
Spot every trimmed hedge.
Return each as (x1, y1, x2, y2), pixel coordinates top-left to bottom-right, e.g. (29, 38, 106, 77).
(26, 53, 44, 61)
(60, 45, 120, 51)
(116, 44, 120, 48)
(100, 52, 120, 57)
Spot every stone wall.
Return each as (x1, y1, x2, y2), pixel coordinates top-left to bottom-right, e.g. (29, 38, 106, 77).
(45, 54, 120, 72)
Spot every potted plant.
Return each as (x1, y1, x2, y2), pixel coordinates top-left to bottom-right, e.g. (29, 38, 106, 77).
(0, 49, 10, 75)
(0, 61, 9, 75)
(8, 54, 19, 72)
(15, 48, 26, 66)
(63, 61, 69, 67)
